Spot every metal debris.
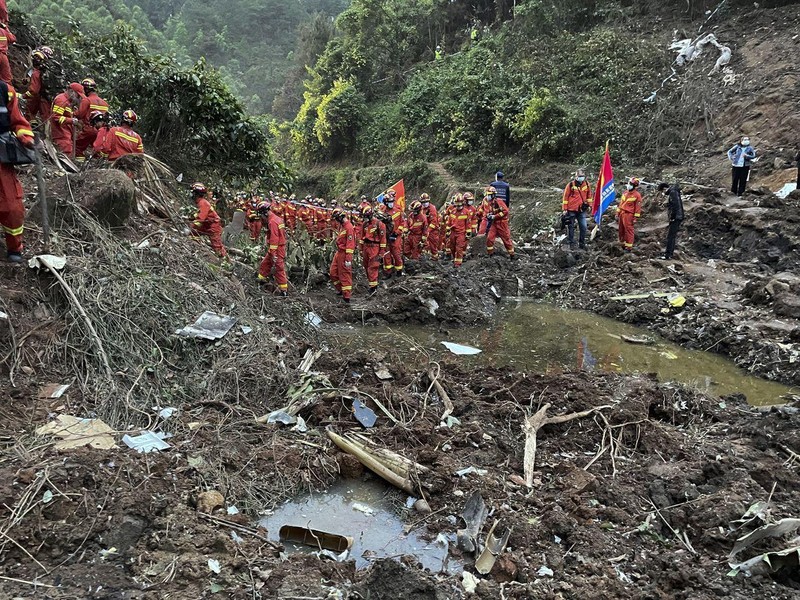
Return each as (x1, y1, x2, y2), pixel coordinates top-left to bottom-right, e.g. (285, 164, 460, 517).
(175, 311, 237, 340)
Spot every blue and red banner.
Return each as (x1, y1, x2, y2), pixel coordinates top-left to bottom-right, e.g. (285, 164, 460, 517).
(376, 179, 406, 212)
(591, 142, 615, 225)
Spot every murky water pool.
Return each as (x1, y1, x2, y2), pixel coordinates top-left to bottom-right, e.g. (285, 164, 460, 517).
(330, 301, 796, 406)
(260, 478, 454, 572)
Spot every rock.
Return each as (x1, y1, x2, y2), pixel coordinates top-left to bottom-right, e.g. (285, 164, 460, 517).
(105, 515, 146, 553)
(553, 249, 577, 269)
(196, 490, 225, 514)
(765, 279, 790, 298)
(46, 170, 136, 228)
(338, 454, 365, 479)
(413, 499, 432, 514)
(774, 293, 800, 318)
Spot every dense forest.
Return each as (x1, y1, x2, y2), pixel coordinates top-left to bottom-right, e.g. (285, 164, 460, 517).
(8, 0, 348, 114)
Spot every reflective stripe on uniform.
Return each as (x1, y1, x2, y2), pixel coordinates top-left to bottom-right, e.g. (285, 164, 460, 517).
(2, 225, 24, 236)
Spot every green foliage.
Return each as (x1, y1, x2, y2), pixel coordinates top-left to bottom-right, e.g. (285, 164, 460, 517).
(44, 23, 290, 185)
(313, 79, 366, 157)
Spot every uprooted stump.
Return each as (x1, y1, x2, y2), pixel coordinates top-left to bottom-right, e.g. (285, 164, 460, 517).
(49, 169, 136, 228)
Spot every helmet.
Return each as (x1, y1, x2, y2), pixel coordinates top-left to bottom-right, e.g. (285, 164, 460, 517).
(330, 199, 338, 205)
(360, 195, 368, 202)
(629, 177, 640, 187)
(383, 195, 394, 205)
(361, 205, 373, 219)
(331, 207, 345, 221)
(122, 109, 138, 125)
(463, 192, 474, 202)
(88, 110, 106, 124)
(39, 46, 54, 59)
(387, 190, 396, 198)
(420, 193, 430, 202)
(32, 50, 47, 63)
(409, 200, 422, 212)
(256, 200, 271, 214)
(81, 78, 97, 92)
(485, 186, 497, 197)
(454, 193, 464, 206)
(191, 182, 207, 196)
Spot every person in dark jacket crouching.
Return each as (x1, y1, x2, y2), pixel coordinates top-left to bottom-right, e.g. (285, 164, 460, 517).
(658, 182, 684, 261)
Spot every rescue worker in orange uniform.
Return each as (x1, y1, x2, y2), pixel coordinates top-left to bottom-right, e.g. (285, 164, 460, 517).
(419, 194, 440, 259)
(445, 195, 471, 267)
(74, 78, 109, 160)
(616, 177, 642, 252)
(382, 195, 406, 276)
(358, 195, 372, 214)
(0, 22, 16, 84)
(0, 82, 35, 262)
(441, 197, 457, 256)
(50, 83, 84, 155)
(0, 0, 8, 25)
(476, 193, 492, 235)
(485, 186, 515, 259)
(298, 196, 314, 233)
(190, 182, 227, 258)
(246, 195, 262, 242)
(24, 48, 53, 123)
(561, 169, 592, 250)
(403, 200, 428, 260)
(257, 200, 289, 295)
(359, 205, 386, 296)
(329, 207, 355, 303)
(88, 111, 110, 158)
(463, 192, 478, 235)
(284, 195, 297, 231)
(100, 109, 144, 160)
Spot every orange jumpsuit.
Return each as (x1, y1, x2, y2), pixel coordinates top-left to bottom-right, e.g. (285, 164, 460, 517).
(383, 206, 406, 274)
(465, 203, 478, 235)
(446, 208, 470, 267)
(100, 125, 144, 160)
(258, 211, 288, 292)
(191, 196, 227, 257)
(486, 198, 514, 257)
(476, 198, 492, 234)
(0, 24, 15, 84)
(330, 218, 355, 300)
(50, 93, 76, 154)
(360, 217, 386, 290)
(298, 205, 313, 233)
(440, 204, 453, 252)
(0, 85, 35, 255)
(283, 201, 297, 231)
(403, 211, 428, 259)
(74, 92, 109, 157)
(616, 190, 642, 250)
(422, 204, 440, 257)
(246, 200, 262, 241)
(24, 68, 51, 122)
(0, 1, 7, 24)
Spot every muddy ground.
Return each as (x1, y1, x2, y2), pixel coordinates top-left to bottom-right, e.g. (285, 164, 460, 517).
(1, 168, 800, 598)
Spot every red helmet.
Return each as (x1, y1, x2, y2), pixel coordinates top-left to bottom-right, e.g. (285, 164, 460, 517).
(463, 192, 475, 202)
(420, 193, 430, 202)
(81, 77, 97, 92)
(629, 177, 640, 187)
(485, 186, 497, 197)
(256, 200, 271, 214)
(409, 200, 422, 212)
(122, 109, 138, 125)
(39, 46, 54, 59)
(331, 207, 345, 221)
(454, 193, 464, 206)
(88, 110, 106, 124)
(191, 182, 207, 196)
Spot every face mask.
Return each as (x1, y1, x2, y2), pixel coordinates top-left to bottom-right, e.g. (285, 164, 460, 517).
(467, 200, 474, 205)
(422, 202, 429, 207)
(386, 202, 394, 208)
(576, 176, 585, 183)
(626, 184, 634, 191)
(741, 139, 750, 146)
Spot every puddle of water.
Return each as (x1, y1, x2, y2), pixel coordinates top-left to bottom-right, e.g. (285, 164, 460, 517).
(260, 478, 455, 572)
(331, 302, 796, 406)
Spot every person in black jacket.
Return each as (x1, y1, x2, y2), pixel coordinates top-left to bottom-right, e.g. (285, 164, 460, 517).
(492, 171, 511, 208)
(658, 182, 684, 260)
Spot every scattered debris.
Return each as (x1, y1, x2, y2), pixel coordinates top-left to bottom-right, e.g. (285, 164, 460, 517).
(475, 520, 512, 575)
(374, 367, 393, 381)
(122, 430, 172, 453)
(352, 399, 378, 428)
(352, 503, 375, 517)
(208, 558, 221, 574)
(175, 311, 237, 340)
(455, 466, 487, 478)
(457, 492, 488, 553)
(413, 499, 432, 514)
(279, 525, 353, 553)
(537, 565, 554, 577)
(157, 406, 177, 420)
(441, 341, 482, 356)
(37, 383, 71, 399)
(35, 415, 116, 450)
(27, 254, 67, 271)
(461, 571, 479, 594)
(305, 312, 323, 328)
(621, 334, 654, 345)
(730, 518, 800, 557)
(266, 411, 298, 426)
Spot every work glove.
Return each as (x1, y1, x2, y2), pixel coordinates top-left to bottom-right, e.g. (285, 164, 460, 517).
(344, 261, 352, 269)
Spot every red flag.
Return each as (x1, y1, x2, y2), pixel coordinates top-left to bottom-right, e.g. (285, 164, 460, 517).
(591, 142, 615, 225)
(388, 179, 405, 212)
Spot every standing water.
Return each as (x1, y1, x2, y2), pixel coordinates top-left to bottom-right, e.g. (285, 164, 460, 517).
(260, 478, 454, 572)
(331, 302, 796, 406)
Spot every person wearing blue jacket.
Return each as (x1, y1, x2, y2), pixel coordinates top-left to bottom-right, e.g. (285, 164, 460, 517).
(727, 136, 756, 196)
(492, 171, 511, 208)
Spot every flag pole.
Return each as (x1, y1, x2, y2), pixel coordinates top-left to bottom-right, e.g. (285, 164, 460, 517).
(590, 140, 610, 241)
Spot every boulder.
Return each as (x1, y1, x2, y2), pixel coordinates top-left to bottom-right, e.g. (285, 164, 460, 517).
(774, 293, 800, 319)
(553, 248, 577, 269)
(46, 169, 136, 228)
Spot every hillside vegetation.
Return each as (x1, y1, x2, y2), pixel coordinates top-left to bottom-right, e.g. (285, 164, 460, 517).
(9, 0, 347, 114)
